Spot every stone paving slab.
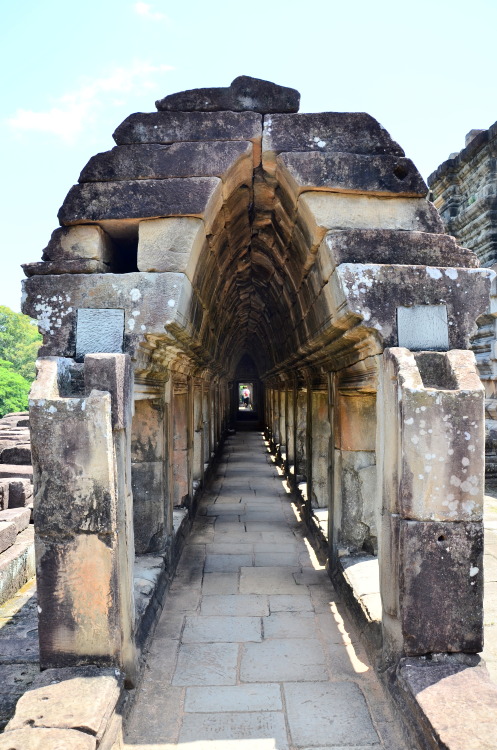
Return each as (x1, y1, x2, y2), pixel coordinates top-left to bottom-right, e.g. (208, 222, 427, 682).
(205, 553, 253, 572)
(200, 594, 269, 616)
(202, 572, 239, 595)
(179, 711, 289, 749)
(240, 638, 328, 682)
(124, 432, 409, 750)
(184, 684, 282, 712)
(264, 611, 316, 639)
(269, 593, 313, 612)
(182, 615, 262, 642)
(284, 681, 380, 747)
(240, 566, 302, 595)
(172, 643, 238, 685)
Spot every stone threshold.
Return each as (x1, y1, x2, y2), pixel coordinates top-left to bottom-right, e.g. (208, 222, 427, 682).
(268, 434, 497, 750)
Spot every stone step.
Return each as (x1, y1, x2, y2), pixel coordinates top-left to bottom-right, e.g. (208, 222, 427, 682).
(0, 527, 35, 606)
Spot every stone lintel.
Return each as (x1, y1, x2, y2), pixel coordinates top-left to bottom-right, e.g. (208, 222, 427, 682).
(333, 264, 492, 350)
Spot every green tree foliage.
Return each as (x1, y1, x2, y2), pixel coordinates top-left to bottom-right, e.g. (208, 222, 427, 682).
(0, 306, 42, 381)
(0, 360, 32, 417)
(0, 307, 42, 417)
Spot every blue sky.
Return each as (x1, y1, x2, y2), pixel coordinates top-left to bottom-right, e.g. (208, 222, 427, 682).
(2, 0, 497, 312)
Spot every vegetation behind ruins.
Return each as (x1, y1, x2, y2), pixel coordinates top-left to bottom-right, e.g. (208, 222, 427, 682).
(0, 306, 41, 417)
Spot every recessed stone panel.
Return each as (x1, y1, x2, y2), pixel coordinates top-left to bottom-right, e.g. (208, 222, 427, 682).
(397, 304, 449, 351)
(76, 309, 124, 359)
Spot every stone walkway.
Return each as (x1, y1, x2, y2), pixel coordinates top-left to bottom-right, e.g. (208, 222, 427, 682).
(124, 432, 409, 750)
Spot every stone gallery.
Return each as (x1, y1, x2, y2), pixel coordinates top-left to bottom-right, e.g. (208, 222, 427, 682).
(2, 76, 496, 748)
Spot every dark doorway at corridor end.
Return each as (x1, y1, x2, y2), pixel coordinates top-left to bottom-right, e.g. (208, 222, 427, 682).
(231, 353, 263, 430)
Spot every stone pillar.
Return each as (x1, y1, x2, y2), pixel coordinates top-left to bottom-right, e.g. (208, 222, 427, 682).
(310, 384, 331, 509)
(295, 385, 307, 480)
(172, 377, 190, 507)
(272, 388, 281, 446)
(279, 386, 286, 455)
(30, 355, 137, 680)
(203, 384, 210, 466)
(192, 381, 204, 489)
(131, 390, 167, 553)
(286, 381, 296, 474)
(377, 347, 484, 662)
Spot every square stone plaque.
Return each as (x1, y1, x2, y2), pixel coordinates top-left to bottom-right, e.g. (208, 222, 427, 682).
(397, 304, 449, 351)
(76, 308, 124, 359)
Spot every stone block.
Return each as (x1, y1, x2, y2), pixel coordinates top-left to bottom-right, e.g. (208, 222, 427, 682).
(42, 225, 113, 263)
(0, 481, 8, 510)
(319, 228, 479, 269)
(22, 259, 109, 277)
(263, 112, 404, 166)
(0, 527, 35, 605)
(0, 465, 32, 480)
(84, 353, 132, 430)
(22, 272, 195, 366)
(80, 140, 252, 182)
(6, 666, 122, 740)
(277, 151, 427, 198)
(381, 348, 485, 521)
(0, 728, 97, 750)
(76, 309, 124, 360)
(0, 445, 31, 465)
(298, 192, 444, 241)
(7, 479, 33, 508)
(113, 110, 262, 146)
(398, 656, 497, 750)
(332, 264, 492, 350)
(156, 75, 299, 114)
(337, 394, 376, 451)
(397, 304, 449, 350)
(138, 217, 205, 275)
(0, 508, 30, 534)
(0, 522, 16, 554)
(58, 176, 222, 225)
(400, 519, 483, 654)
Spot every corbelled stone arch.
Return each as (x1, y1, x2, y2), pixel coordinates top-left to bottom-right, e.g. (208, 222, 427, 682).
(21, 76, 493, 680)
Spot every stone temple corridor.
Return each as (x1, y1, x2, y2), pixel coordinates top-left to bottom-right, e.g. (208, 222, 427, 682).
(124, 431, 407, 750)
(2, 74, 496, 749)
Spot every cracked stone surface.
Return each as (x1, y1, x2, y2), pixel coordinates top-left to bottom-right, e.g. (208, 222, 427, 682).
(124, 432, 409, 749)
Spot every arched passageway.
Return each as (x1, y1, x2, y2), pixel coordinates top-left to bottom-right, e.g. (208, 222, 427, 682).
(17, 76, 495, 748)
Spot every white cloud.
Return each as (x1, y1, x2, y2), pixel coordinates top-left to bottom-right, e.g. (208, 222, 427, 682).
(8, 61, 173, 143)
(134, 2, 169, 21)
